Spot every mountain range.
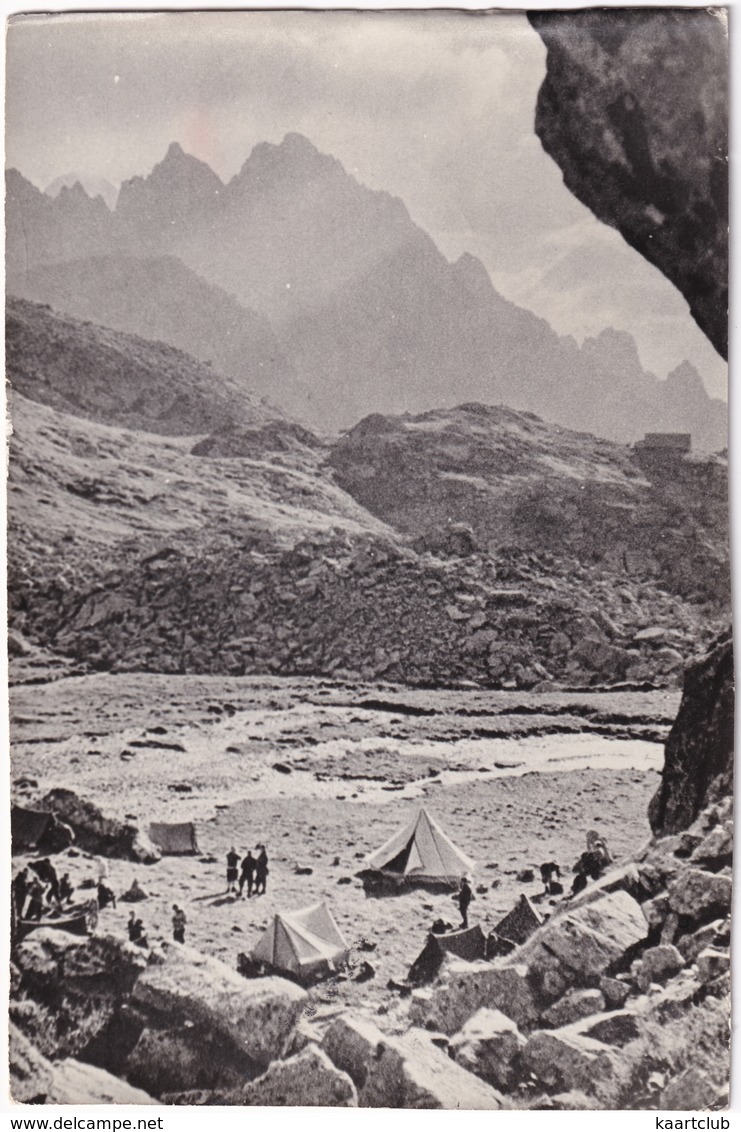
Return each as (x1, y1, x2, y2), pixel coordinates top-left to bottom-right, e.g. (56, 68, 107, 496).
(6, 133, 727, 447)
(45, 172, 119, 211)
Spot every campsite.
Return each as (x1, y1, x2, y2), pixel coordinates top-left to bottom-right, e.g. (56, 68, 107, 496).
(10, 670, 672, 1015)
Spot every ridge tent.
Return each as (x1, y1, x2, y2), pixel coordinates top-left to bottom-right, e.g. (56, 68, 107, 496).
(494, 894, 543, 947)
(148, 821, 200, 855)
(364, 807, 474, 883)
(252, 901, 349, 981)
(11, 806, 54, 853)
(408, 923, 487, 984)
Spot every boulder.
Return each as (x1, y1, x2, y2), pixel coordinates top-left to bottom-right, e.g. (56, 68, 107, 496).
(518, 890, 648, 994)
(541, 989, 605, 1029)
(691, 824, 733, 868)
(660, 1067, 720, 1110)
(528, 10, 728, 358)
(648, 635, 733, 835)
(38, 788, 161, 862)
(571, 637, 630, 675)
(409, 988, 434, 1025)
(321, 1015, 506, 1109)
(9, 1023, 53, 1103)
(449, 1008, 526, 1090)
(695, 947, 730, 985)
(667, 868, 732, 920)
(567, 862, 643, 907)
(549, 1090, 601, 1110)
(242, 1045, 358, 1106)
(641, 893, 672, 932)
(16, 929, 147, 990)
(599, 976, 630, 1010)
(410, 960, 539, 1034)
(48, 1059, 160, 1104)
(642, 969, 705, 1026)
(521, 1026, 625, 1105)
(126, 1026, 252, 1097)
(131, 943, 306, 1068)
(631, 944, 685, 992)
(676, 919, 726, 963)
(579, 1010, 642, 1047)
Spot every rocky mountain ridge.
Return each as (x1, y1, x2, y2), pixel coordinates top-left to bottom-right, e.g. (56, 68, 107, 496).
(9, 257, 307, 416)
(6, 296, 281, 436)
(329, 403, 729, 605)
(6, 133, 726, 446)
(7, 302, 727, 689)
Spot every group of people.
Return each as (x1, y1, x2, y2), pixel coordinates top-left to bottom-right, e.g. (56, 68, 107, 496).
(537, 831, 612, 901)
(455, 828, 613, 933)
(226, 845, 269, 898)
(12, 859, 74, 922)
(127, 904, 186, 946)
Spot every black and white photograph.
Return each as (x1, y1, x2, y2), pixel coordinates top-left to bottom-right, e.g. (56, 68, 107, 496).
(4, 6, 732, 1111)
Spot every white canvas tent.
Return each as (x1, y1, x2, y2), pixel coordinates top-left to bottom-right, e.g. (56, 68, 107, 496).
(364, 807, 474, 881)
(252, 901, 349, 979)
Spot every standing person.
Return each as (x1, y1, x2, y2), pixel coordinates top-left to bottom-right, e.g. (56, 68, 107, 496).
(42, 859, 62, 907)
(12, 868, 29, 918)
(25, 878, 45, 921)
(457, 877, 473, 929)
(239, 850, 256, 898)
(59, 872, 74, 905)
(255, 846, 269, 896)
(172, 904, 187, 943)
(127, 911, 138, 942)
(226, 846, 240, 894)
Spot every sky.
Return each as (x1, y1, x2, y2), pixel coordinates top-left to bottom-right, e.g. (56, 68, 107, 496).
(4, 9, 728, 399)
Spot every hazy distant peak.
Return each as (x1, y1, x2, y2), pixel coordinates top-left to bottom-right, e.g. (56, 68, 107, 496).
(281, 131, 321, 154)
(453, 252, 495, 296)
(45, 172, 119, 210)
(6, 167, 43, 198)
(665, 359, 705, 394)
(59, 181, 91, 201)
(234, 131, 342, 188)
(581, 325, 644, 373)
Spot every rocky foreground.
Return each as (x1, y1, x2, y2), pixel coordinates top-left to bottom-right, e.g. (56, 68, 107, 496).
(9, 637, 733, 1109)
(9, 793, 732, 1109)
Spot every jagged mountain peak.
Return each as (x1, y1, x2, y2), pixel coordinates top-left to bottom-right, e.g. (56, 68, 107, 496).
(231, 131, 343, 192)
(58, 181, 91, 201)
(46, 172, 119, 210)
(580, 325, 646, 376)
(117, 142, 223, 210)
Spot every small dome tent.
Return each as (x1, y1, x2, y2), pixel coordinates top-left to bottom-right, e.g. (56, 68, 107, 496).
(252, 901, 349, 981)
(364, 807, 474, 882)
